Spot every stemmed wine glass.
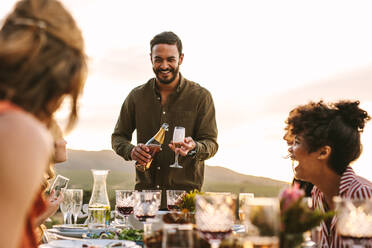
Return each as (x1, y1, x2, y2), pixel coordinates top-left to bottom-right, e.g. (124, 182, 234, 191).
(142, 190, 161, 210)
(60, 189, 73, 225)
(242, 197, 280, 247)
(169, 126, 185, 168)
(195, 194, 237, 248)
(334, 197, 372, 247)
(115, 190, 135, 229)
(166, 190, 186, 211)
(238, 193, 254, 223)
(70, 189, 83, 224)
(133, 192, 159, 233)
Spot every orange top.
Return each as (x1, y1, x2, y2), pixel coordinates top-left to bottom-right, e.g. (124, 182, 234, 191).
(0, 101, 47, 248)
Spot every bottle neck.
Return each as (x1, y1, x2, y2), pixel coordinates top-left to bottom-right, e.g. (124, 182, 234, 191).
(152, 128, 166, 144)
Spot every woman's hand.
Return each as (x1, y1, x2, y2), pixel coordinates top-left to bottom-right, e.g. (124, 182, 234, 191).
(34, 190, 64, 227)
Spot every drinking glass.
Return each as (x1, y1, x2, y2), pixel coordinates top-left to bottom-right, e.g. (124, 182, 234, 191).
(166, 190, 186, 211)
(242, 197, 280, 247)
(50, 175, 69, 197)
(60, 189, 73, 224)
(133, 192, 159, 232)
(238, 193, 254, 223)
(142, 190, 162, 209)
(115, 190, 135, 229)
(195, 194, 237, 248)
(162, 223, 194, 248)
(70, 189, 83, 224)
(169, 126, 185, 168)
(334, 196, 372, 247)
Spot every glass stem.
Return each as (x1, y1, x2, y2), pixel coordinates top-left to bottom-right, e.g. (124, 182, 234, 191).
(175, 152, 179, 165)
(143, 222, 152, 237)
(68, 213, 72, 224)
(124, 215, 129, 226)
(63, 213, 68, 224)
(74, 214, 78, 224)
(210, 239, 221, 248)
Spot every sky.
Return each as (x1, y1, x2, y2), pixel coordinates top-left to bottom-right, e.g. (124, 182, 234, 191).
(2, 0, 372, 183)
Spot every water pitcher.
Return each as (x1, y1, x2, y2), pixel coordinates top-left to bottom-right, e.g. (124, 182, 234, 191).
(88, 169, 111, 228)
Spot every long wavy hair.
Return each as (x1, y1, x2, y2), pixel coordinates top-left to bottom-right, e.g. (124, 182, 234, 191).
(0, 0, 87, 132)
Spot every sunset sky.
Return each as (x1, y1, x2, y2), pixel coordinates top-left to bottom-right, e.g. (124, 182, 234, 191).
(2, 0, 372, 183)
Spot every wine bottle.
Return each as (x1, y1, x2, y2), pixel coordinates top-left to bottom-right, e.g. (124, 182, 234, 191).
(143, 123, 169, 169)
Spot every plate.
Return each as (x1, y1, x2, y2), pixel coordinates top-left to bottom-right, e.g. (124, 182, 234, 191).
(47, 228, 87, 238)
(39, 239, 138, 248)
(53, 224, 88, 233)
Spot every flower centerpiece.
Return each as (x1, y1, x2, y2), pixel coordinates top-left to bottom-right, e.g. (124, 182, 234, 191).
(173, 189, 204, 224)
(279, 183, 334, 248)
(175, 189, 203, 213)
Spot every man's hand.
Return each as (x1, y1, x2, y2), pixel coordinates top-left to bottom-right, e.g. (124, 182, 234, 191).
(169, 137, 196, 156)
(131, 143, 151, 167)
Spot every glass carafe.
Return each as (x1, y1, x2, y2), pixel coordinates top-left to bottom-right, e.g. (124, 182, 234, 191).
(88, 169, 111, 229)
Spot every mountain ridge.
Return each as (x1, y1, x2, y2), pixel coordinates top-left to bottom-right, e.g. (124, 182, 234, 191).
(55, 149, 289, 197)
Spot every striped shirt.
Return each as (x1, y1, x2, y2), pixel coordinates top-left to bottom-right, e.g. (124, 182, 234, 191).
(312, 166, 372, 248)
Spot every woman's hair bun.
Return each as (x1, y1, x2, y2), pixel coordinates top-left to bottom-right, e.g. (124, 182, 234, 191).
(334, 100, 371, 131)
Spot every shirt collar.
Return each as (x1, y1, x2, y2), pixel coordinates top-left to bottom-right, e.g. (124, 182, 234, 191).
(339, 166, 357, 196)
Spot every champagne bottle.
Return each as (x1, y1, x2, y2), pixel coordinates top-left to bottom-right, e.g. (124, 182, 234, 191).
(144, 123, 169, 169)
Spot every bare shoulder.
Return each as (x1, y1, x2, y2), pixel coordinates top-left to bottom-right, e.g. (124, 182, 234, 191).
(0, 111, 53, 247)
(0, 111, 52, 149)
(0, 111, 53, 179)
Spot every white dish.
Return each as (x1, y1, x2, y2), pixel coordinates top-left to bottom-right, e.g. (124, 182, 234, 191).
(50, 224, 107, 238)
(39, 239, 137, 248)
(53, 224, 88, 233)
(47, 228, 86, 238)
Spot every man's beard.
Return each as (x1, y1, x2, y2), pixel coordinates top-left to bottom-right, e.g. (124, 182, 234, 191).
(153, 65, 180, 85)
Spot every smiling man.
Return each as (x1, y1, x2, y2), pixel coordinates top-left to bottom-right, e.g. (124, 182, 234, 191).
(111, 31, 218, 209)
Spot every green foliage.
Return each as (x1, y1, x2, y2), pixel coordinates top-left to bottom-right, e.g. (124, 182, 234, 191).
(281, 198, 334, 234)
(250, 206, 277, 236)
(90, 229, 143, 241)
(117, 229, 144, 241)
(175, 189, 203, 212)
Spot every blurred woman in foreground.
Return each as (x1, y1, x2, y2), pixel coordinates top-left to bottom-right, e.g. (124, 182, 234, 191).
(284, 100, 372, 247)
(35, 119, 68, 242)
(0, 0, 87, 247)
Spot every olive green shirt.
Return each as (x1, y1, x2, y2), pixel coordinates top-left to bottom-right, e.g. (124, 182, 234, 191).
(112, 75, 218, 207)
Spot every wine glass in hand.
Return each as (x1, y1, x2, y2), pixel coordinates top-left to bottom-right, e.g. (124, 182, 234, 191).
(169, 126, 185, 168)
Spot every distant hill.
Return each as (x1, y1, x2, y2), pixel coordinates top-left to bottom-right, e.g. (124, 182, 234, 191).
(55, 149, 289, 203)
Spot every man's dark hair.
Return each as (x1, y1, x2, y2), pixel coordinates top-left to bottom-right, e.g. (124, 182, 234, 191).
(150, 31, 183, 55)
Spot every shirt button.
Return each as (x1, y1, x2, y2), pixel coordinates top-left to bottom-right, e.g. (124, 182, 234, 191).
(157, 166, 160, 170)
(162, 111, 166, 115)
(156, 185, 160, 189)
(157, 97, 160, 100)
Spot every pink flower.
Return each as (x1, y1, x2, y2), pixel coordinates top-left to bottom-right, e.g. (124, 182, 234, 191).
(280, 183, 305, 211)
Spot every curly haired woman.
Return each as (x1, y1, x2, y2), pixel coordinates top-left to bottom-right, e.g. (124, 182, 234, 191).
(284, 100, 372, 247)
